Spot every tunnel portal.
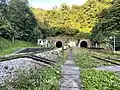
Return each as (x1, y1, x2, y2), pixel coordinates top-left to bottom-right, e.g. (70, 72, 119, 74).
(56, 41, 62, 48)
(80, 41, 88, 48)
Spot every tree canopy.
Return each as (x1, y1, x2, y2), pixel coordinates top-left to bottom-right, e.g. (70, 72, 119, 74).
(32, 0, 112, 38)
(91, 0, 120, 44)
(0, 0, 114, 42)
(0, 0, 42, 42)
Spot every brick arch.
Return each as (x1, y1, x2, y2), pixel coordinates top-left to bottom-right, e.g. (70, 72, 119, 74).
(56, 41, 62, 48)
(78, 39, 92, 48)
(80, 41, 88, 48)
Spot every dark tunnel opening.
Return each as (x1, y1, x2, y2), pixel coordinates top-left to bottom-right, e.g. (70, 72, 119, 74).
(80, 41, 88, 48)
(56, 41, 62, 48)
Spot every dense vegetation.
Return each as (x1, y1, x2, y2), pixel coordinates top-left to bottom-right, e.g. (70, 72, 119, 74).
(0, 0, 114, 43)
(0, 49, 67, 90)
(32, 0, 113, 38)
(0, 67, 60, 90)
(73, 48, 120, 90)
(0, 0, 42, 42)
(1, 0, 120, 46)
(81, 69, 120, 90)
(0, 37, 36, 56)
(91, 0, 120, 45)
(73, 48, 113, 68)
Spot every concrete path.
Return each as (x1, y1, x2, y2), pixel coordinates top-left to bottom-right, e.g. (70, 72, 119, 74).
(59, 52, 81, 90)
(95, 65, 120, 72)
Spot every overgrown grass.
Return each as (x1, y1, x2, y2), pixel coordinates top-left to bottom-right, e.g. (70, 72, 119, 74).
(0, 50, 67, 90)
(73, 48, 113, 68)
(1, 67, 60, 90)
(72, 48, 120, 90)
(81, 69, 120, 90)
(0, 37, 36, 56)
(91, 49, 120, 59)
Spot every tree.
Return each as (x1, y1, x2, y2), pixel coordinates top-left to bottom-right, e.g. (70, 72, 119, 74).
(0, 0, 42, 42)
(0, 0, 11, 39)
(91, 0, 120, 43)
(32, 0, 113, 38)
(60, 3, 70, 11)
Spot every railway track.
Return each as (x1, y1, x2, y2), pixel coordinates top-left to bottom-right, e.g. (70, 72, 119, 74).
(0, 54, 56, 65)
(90, 48, 120, 56)
(26, 55, 56, 65)
(0, 47, 57, 65)
(92, 55, 120, 66)
(87, 47, 120, 65)
(13, 47, 54, 54)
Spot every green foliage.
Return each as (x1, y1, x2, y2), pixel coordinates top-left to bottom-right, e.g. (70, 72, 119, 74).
(73, 48, 113, 68)
(1, 67, 60, 90)
(0, 37, 36, 56)
(91, 0, 120, 43)
(73, 48, 120, 90)
(0, 0, 114, 41)
(0, 50, 67, 90)
(81, 69, 120, 90)
(0, 0, 42, 42)
(32, 0, 112, 38)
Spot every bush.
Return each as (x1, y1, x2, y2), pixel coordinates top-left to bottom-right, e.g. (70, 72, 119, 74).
(0, 37, 36, 56)
(81, 69, 120, 90)
(2, 67, 60, 90)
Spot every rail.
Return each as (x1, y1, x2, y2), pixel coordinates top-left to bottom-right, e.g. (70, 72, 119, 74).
(92, 55, 120, 66)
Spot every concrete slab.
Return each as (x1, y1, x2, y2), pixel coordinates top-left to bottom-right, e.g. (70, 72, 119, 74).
(62, 69, 80, 75)
(60, 75, 80, 87)
(64, 60, 75, 65)
(60, 87, 80, 90)
(62, 75, 80, 80)
(59, 51, 81, 90)
(68, 57, 74, 60)
(62, 66, 79, 71)
(60, 78, 79, 88)
(95, 65, 120, 72)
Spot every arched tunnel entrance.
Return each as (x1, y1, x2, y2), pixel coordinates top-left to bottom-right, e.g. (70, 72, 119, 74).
(80, 41, 88, 48)
(56, 41, 62, 48)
